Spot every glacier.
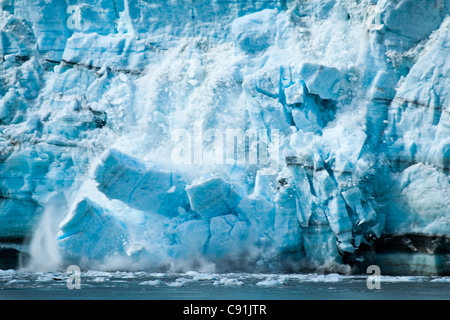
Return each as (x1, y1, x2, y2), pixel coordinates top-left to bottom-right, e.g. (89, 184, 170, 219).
(0, 0, 449, 275)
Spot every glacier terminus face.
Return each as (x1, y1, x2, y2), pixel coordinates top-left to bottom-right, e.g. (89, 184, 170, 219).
(0, 0, 449, 276)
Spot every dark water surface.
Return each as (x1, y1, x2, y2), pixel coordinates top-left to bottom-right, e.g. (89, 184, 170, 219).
(1, 270, 449, 300)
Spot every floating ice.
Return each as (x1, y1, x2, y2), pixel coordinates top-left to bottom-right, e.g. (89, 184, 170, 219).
(256, 277, 286, 287)
(139, 279, 164, 286)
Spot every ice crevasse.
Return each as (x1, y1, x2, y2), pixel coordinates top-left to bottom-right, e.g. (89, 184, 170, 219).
(0, 0, 449, 274)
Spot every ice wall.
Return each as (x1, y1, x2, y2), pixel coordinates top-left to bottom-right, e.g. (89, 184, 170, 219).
(0, 0, 449, 274)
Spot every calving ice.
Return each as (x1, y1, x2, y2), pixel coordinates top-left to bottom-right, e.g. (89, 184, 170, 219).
(0, 0, 449, 276)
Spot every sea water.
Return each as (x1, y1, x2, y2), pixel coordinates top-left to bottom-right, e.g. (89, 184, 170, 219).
(1, 270, 449, 300)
